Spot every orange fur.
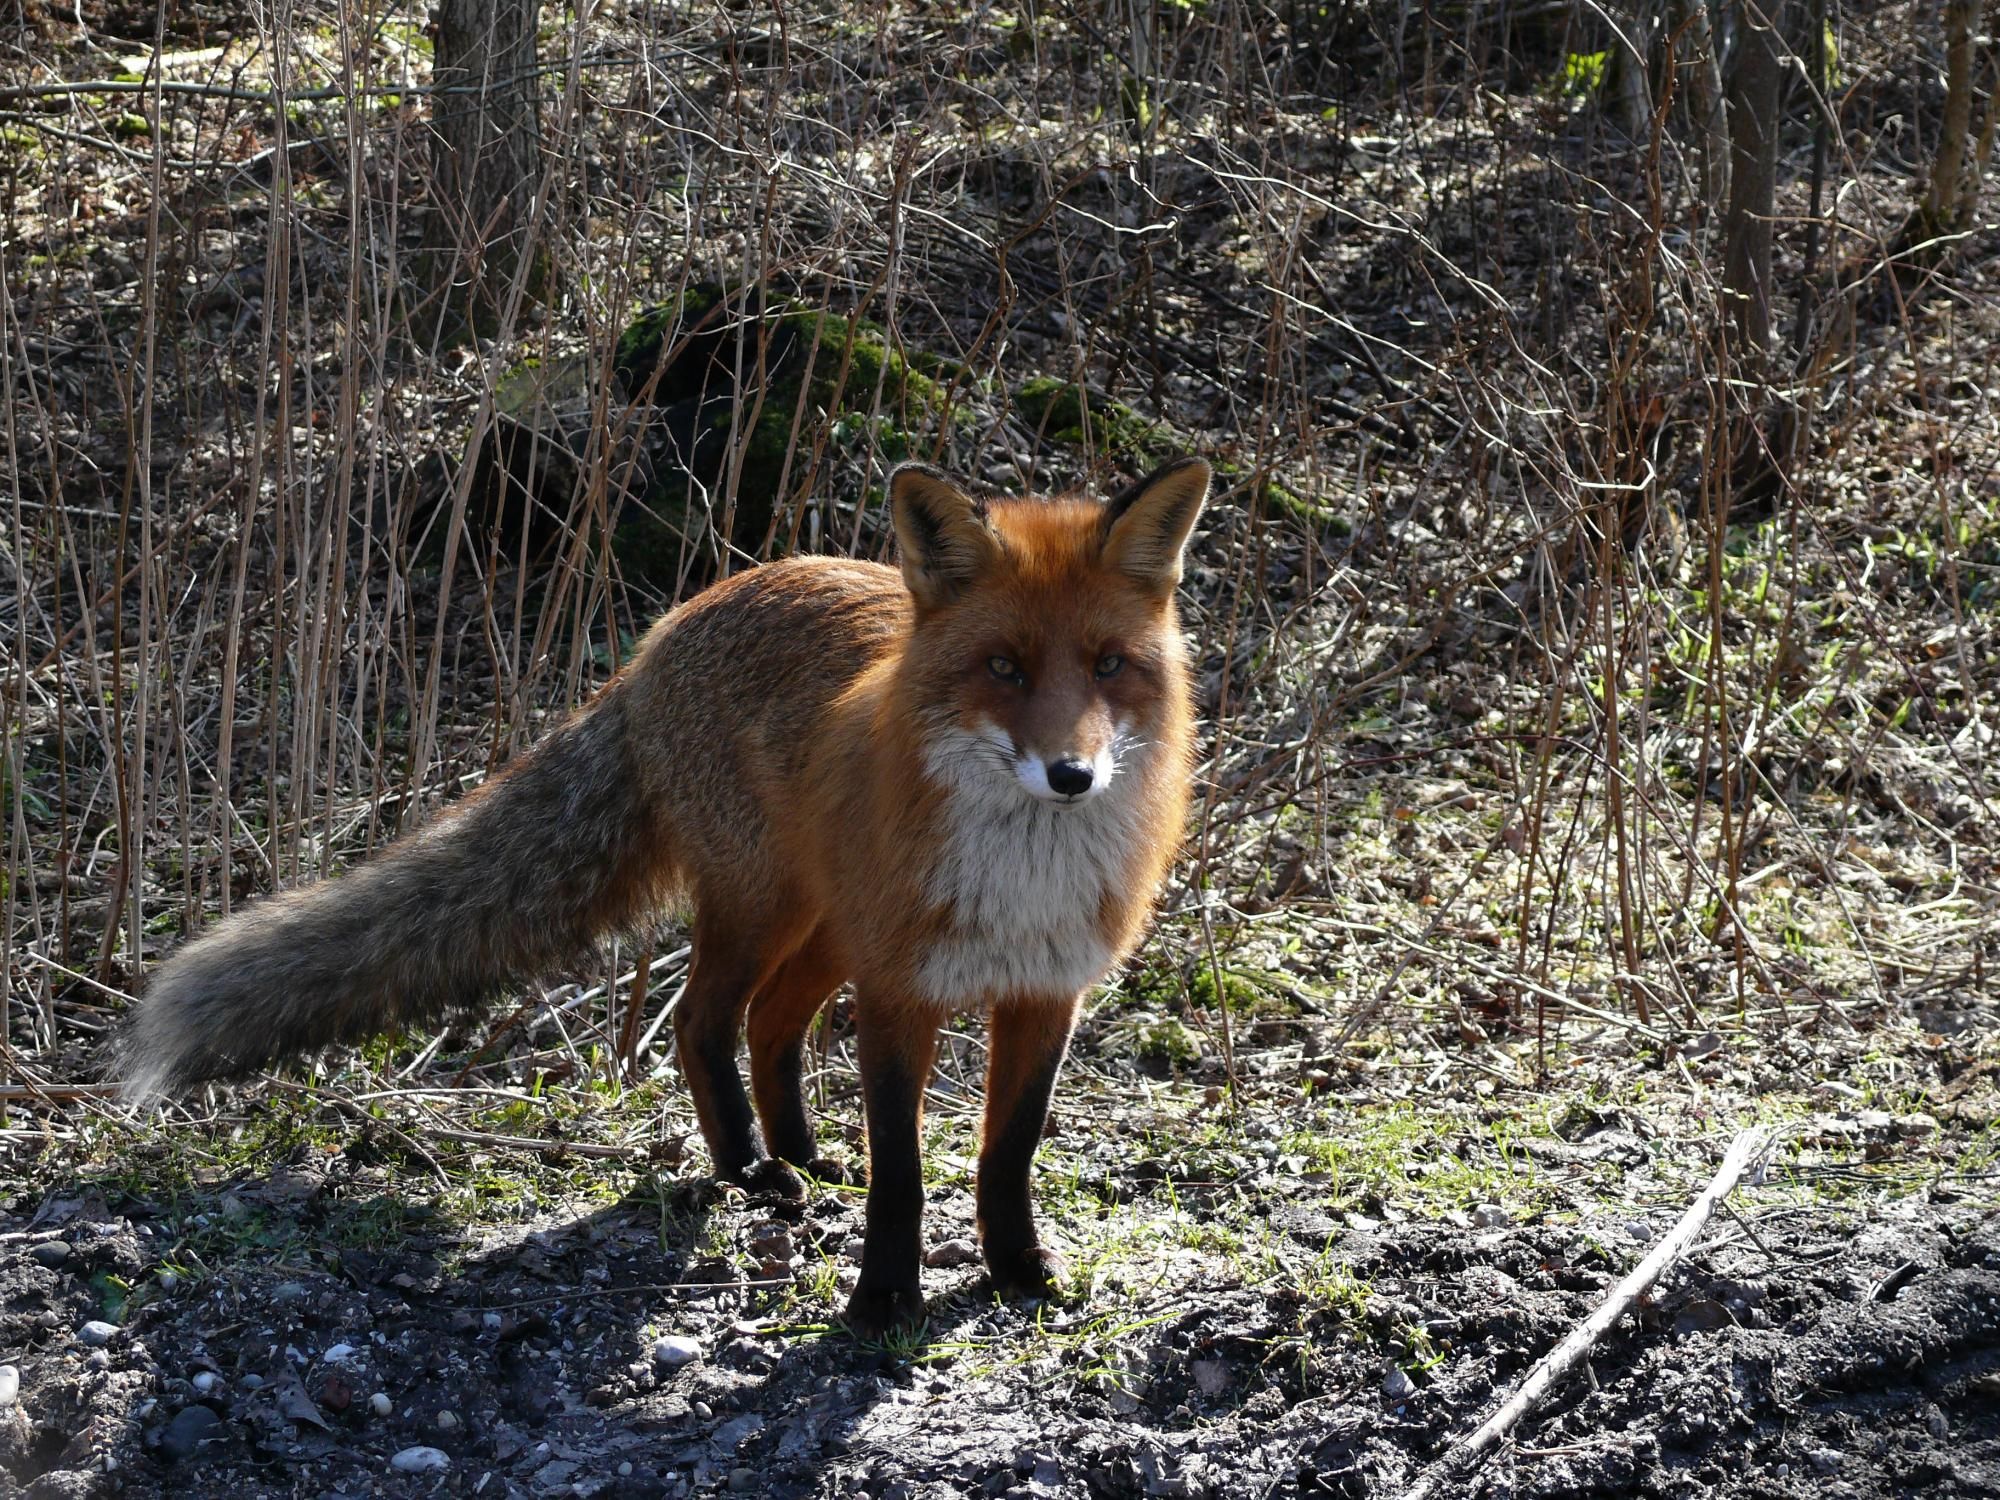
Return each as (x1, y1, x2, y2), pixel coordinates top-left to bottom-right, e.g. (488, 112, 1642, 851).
(119, 457, 1211, 1335)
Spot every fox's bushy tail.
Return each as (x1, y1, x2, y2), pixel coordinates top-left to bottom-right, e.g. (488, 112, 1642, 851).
(117, 683, 674, 1100)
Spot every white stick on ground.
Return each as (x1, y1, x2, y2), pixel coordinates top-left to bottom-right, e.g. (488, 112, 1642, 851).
(1397, 1124, 1778, 1500)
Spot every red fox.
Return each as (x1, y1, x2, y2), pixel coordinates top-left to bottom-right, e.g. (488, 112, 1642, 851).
(119, 456, 1209, 1335)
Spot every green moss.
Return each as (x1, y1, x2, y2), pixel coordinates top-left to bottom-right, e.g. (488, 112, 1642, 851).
(1203, 459, 1345, 531)
(1261, 479, 1345, 530)
(1187, 962, 1296, 1019)
(1015, 377, 1169, 459)
(1008, 382, 1341, 532)
(785, 306, 951, 412)
(607, 287, 965, 579)
(613, 282, 727, 396)
(1137, 1015, 1203, 1068)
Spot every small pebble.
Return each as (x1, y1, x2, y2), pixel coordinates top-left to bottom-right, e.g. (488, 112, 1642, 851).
(1191, 1359, 1231, 1398)
(923, 1238, 978, 1269)
(239, 1373, 264, 1391)
(1382, 1367, 1414, 1400)
(271, 1282, 308, 1305)
(652, 1335, 702, 1370)
(322, 1343, 359, 1365)
(160, 1404, 222, 1461)
(31, 1241, 73, 1268)
(370, 1392, 393, 1417)
(391, 1446, 451, 1474)
(618, 1462, 633, 1477)
(157, 1271, 181, 1294)
(745, 1224, 795, 1260)
(0, 1365, 18, 1408)
(691, 1399, 713, 1420)
(77, 1320, 120, 1347)
(482, 1311, 503, 1331)
(190, 1372, 223, 1396)
(436, 1409, 458, 1432)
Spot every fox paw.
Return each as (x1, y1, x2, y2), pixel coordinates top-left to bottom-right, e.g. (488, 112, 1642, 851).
(844, 1282, 926, 1342)
(733, 1158, 808, 1202)
(986, 1244, 1067, 1302)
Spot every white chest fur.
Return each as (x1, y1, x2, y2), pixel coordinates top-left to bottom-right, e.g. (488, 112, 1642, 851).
(915, 732, 1150, 1009)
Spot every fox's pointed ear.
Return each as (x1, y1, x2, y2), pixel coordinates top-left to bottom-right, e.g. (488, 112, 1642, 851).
(1100, 457, 1210, 593)
(889, 464, 1002, 609)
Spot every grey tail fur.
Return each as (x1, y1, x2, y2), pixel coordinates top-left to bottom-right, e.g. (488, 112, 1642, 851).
(116, 682, 674, 1101)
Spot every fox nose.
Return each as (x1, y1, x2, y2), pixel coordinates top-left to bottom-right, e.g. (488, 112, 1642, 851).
(1046, 757, 1095, 798)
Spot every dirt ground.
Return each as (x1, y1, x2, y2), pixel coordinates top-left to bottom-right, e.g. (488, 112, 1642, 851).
(5, 1021, 1998, 1499)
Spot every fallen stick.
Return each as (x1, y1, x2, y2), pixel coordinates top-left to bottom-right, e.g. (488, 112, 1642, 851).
(424, 1126, 661, 1161)
(1397, 1124, 1778, 1500)
(0, 1083, 124, 1103)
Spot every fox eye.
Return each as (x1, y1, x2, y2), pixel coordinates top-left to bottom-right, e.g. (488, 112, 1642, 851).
(1095, 654, 1125, 679)
(988, 655, 1025, 685)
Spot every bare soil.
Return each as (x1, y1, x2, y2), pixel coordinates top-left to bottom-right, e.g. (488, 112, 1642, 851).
(5, 1050, 1998, 1499)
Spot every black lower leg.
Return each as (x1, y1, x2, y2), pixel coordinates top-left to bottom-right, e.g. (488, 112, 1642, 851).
(978, 1000, 1076, 1296)
(846, 1009, 937, 1336)
(759, 1037, 815, 1167)
(676, 1013, 762, 1181)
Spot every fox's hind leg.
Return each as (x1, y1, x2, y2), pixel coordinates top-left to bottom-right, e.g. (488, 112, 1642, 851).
(675, 915, 801, 1195)
(745, 933, 850, 1179)
(976, 995, 1080, 1301)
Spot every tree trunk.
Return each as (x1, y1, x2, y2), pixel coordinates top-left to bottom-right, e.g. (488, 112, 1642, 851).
(1920, 0, 1980, 236)
(430, 0, 543, 336)
(1671, 0, 1730, 228)
(1609, 3, 1656, 139)
(1722, 0, 1790, 357)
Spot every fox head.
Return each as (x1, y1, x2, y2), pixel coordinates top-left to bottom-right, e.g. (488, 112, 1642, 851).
(888, 457, 1209, 808)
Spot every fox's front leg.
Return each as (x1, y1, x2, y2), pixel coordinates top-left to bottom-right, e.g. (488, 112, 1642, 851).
(845, 995, 941, 1338)
(977, 996, 1080, 1300)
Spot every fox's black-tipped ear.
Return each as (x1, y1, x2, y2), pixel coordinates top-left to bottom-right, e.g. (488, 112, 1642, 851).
(890, 464, 1002, 609)
(1100, 457, 1210, 593)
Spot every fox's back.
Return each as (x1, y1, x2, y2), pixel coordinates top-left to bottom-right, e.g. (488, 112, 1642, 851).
(623, 557, 909, 884)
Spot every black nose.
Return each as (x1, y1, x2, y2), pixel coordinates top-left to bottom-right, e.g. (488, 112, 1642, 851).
(1047, 757, 1095, 797)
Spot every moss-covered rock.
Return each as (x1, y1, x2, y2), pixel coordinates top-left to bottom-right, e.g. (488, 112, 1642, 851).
(443, 350, 598, 577)
(451, 283, 975, 587)
(460, 295, 1338, 589)
(611, 281, 731, 402)
(1014, 377, 1172, 461)
(1015, 380, 1341, 531)
(1215, 462, 1350, 533)
(607, 285, 963, 577)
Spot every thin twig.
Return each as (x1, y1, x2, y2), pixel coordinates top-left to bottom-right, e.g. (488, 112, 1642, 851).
(424, 1126, 670, 1162)
(1397, 1126, 1779, 1500)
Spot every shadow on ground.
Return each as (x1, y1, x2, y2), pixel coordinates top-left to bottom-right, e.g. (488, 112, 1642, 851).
(4, 1112, 2000, 1499)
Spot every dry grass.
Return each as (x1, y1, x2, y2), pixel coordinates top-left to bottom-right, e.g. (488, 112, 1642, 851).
(2, 0, 1995, 1155)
